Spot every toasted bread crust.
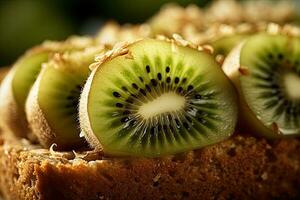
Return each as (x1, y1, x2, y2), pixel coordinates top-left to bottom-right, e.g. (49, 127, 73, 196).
(0, 133, 299, 200)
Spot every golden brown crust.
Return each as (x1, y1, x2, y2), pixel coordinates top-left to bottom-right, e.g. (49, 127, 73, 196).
(0, 133, 299, 200)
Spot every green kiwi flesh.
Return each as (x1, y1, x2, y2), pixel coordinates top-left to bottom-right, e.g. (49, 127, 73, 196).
(12, 52, 49, 109)
(80, 39, 238, 157)
(239, 33, 300, 137)
(26, 47, 105, 149)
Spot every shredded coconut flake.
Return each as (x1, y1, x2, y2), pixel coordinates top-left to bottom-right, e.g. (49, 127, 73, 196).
(72, 150, 89, 159)
(153, 173, 161, 182)
(90, 40, 138, 70)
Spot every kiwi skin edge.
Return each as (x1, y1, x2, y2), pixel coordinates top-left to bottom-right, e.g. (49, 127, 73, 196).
(25, 73, 56, 148)
(78, 67, 102, 151)
(0, 67, 29, 138)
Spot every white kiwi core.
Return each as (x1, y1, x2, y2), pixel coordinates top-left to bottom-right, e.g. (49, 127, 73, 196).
(138, 92, 186, 119)
(283, 72, 300, 100)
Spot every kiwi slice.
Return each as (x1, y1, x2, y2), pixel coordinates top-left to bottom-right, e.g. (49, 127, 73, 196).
(223, 33, 300, 138)
(79, 38, 238, 157)
(0, 37, 94, 138)
(26, 46, 107, 149)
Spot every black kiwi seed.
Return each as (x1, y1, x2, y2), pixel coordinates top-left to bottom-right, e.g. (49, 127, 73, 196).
(175, 119, 180, 128)
(151, 79, 158, 86)
(166, 66, 170, 73)
(113, 91, 121, 98)
(157, 73, 162, 80)
(167, 114, 172, 121)
(177, 87, 183, 93)
(139, 77, 144, 82)
(132, 83, 139, 90)
(140, 89, 147, 96)
(150, 127, 155, 135)
(183, 122, 189, 129)
(121, 117, 129, 123)
(115, 103, 123, 108)
(122, 86, 128, 92)
(131, 94, 138, 98)
(146, 65, 150, 73)
(175, 77, 179, 84)
(278, 53, 283, 60)
(182, 78, 187, 83)
(145, 84, 151, 92)
(187, 85, 194, 91)
(270, 84, 279, 89)
(123, 110, 130, 115)
(166, 77, 171, 83)
(195, 94, 202, 99)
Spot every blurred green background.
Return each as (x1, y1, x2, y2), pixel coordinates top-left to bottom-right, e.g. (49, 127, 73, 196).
(0, 0, 298, 66)
(0, 0, 211, 66)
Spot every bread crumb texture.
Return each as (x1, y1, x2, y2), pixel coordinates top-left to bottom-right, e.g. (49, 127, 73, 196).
(0, 133, 299, 200)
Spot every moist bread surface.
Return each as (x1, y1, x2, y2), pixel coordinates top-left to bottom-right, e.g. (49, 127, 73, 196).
(0, 132, 299, 200)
